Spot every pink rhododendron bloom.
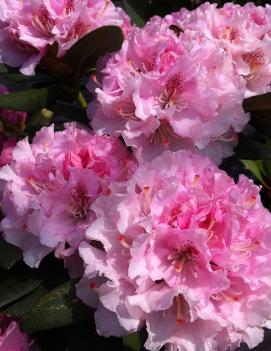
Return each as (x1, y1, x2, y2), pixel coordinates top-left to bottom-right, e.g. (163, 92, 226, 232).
(0, 314, 29, 351)
(166, 2, 271, 97)
(0, 123, 136, 268)
(90, 15, 248, 164)
(0, 0, 131, 75)
(77, 150, 271, 351)
(0, 85, 27, 166)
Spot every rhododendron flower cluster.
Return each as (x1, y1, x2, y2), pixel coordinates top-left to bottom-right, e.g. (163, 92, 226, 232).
(0, 314, 29, 351)
(1, 1, 271, 350)
(0, 85, 27, 166)
(166, 2, 271, 97)
(0, 123, 136, 268)
(91, 2, 271, 163)
(0, 0, 130, 75)
(77, 150, 271, 351)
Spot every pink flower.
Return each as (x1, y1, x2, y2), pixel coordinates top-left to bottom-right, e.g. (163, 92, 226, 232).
(166, 2, 271, 97)
(0, 123, 137, 268)
(0, 0, 131, 75)
(0, 314, 29, 351)
(0, 85, 27, 166)
(78, 150, 271, 350)
(90, 15, 248, 164)
(0, 136, 17, 167)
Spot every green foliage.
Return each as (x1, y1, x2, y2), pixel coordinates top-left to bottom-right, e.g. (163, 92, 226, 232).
(0, 88, 48, 112)
(66, 26, 123, 78)
(123, 333, 141, 351)
(0, 237, 22, 270)
(0, 272, 43, 309)
(21, 281, 90, 333)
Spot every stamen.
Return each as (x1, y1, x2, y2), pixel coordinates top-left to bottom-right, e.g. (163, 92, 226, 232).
(220, 290, 241, 302)
(99, 0, 110, 17)
(68, 183, 91, 219)
(143, 187, 152, 206)
(115, 97, 137, 121)
(118, 235, 131, 249)
(66, 20, 88, 41)
(247, 195, 257, 207)
(66, 0, 74, 14)
(91, 73, 102, 88)
(230, 240, 259, 254)
(159, 73, 185, 110)
(207, 218, 216, 232)
(176, 296, 185, 325)
(32, 6, 54, 37)
(167, 242, 199, 274)
(127, 60, 141, 76)
(192, 175, 200, 187)
(174, 256, 186, 273)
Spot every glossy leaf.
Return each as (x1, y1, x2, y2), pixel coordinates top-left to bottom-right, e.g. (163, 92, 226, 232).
(123, 333, 141, 351)
(5, 286, 48, 319)
(0, 275, 43, 308)
(21, 281, 90, 333)
(235, 134, 271, 160)
(122, 0, 146, 27)
(0, 88, 48, 112)
(241, 160, 269, 187)
(243, 93, 271, 111)
(250, 111, 271, 139)
(0, 237, 22, 270)
(66, 26, 123, 76)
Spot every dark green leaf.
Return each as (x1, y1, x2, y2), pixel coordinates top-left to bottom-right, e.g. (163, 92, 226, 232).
(66, 26, 123, 76)
(123, 333, 141, 351)
(0, 88, 48, 112)
(243, 93, 271, 111)
(50, 103, 87, 124)
(250, 111, 271, 138)
(241, 160, 268, 186)
(122, 0, 146, 27)
(0, 237, 22, 269)
(235, 134, 271, 160)
(262, 160, 271, 181)
(5, 286, 47, 319)
(0, 64, 8, 74)
(21, 281, 90, 333)
(0, 275, 43, 308)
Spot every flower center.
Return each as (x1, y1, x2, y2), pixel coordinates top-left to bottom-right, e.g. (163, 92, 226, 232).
(167, 242, 199, 273)
(149, 119, 177, 146)
(65, 0, 74, 14)
(159, 73, 187, 111)
(66, 20, 89, 41)
(115, 97, 137, 120)
(68, 183, 91, 219)
(32, 6, 54, 37)
(242, 48, 265, 72)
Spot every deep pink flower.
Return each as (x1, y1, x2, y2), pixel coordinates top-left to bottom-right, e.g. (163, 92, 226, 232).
(78, 150, 271, 350)
(0, 123, 137, 268)
(0, 0, 131, 75)
(90, 15, 248, 164)
(0, 314, 29, 351)
(0, 136, 17, 167)
(0, 85, 27, 166)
